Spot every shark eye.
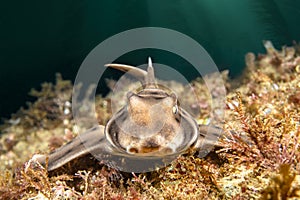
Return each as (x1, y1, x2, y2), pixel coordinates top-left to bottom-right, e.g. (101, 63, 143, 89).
(172, 105, 178, 114)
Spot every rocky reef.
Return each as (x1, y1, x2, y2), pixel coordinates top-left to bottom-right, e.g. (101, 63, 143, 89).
(0, 41, 299, 199)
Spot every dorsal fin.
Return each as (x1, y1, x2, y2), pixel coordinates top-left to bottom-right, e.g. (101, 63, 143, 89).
(105, 57, 157, 89)
(145, 57, 157, 89)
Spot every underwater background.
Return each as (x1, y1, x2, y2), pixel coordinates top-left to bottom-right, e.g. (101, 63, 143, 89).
(1, 0, 300, 119)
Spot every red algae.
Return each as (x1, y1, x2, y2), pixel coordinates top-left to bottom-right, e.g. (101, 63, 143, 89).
(0, 41, 299, 199)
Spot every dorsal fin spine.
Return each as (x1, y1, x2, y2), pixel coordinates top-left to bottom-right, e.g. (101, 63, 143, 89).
(146, 57, 157, 89)
(105, 57, 157, 89)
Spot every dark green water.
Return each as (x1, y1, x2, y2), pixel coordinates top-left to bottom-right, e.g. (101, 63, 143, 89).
(1, 0, 300, 119)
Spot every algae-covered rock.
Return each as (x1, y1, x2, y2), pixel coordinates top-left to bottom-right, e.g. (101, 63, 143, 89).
(0, 41, 299, 199)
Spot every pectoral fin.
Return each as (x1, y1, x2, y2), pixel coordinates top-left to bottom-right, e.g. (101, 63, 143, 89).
(36, 125, 107, 171)
(194, 125, 223, 156)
